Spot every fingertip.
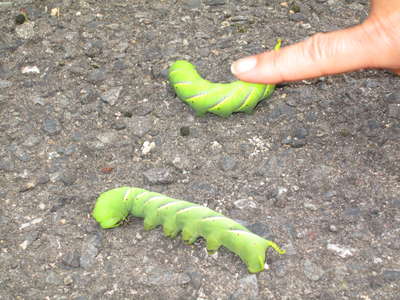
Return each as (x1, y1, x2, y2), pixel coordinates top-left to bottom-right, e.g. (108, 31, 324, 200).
(231, 56, 257, 76)
(231, 51, 281, 84)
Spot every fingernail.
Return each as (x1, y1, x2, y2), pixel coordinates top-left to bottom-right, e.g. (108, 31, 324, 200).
(231, 57, 257, 75)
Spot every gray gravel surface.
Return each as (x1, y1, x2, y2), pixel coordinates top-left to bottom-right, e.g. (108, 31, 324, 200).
(1, 0, 399, 299)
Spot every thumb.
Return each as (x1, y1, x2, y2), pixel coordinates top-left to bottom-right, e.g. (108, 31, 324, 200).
(231, 24, 380, 84)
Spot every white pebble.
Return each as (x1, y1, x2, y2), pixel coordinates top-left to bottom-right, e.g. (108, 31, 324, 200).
(327, 243, 356, 258)
(20, 217, 43, 230)
(141, 141, 155, 155)
(21, 66, 40, 74)
(20, 240, 29, 250)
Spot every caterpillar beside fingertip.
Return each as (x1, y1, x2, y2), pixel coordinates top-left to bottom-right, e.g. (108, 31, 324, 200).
(168, 40, 281, 117)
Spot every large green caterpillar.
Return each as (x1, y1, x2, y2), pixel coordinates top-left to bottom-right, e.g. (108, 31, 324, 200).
(168, 40, 281, 117)
(92, 187, 285, 273)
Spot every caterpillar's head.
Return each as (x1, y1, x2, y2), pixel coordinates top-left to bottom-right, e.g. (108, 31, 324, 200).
(92, 187, 131, 228)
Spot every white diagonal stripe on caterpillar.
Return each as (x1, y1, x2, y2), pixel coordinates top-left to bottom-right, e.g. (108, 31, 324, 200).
(236, 87, 255, 111)
(185, 91, 210, 101)
(168, 68, 195, 76)
(157, 200, 185, 211)
(208, 86, 241, 110)
(185, 84, 229, 103)
(143, 195, 168, 206)
(123, 188, 133, 201)
(175, 205, 204, 215)
(135, 191, 150, 200)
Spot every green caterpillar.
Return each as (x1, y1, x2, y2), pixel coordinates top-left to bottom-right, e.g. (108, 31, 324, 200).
(168, 40, 281, 117)
(92, 187, 285, 273)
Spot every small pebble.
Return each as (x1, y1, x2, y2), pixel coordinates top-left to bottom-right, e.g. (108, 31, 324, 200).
(62, 250, 81, 268)
(233, 198, 257, 209)
(273, 260, 288, 278)
(231, 15, 249, 23)
(385, 91, 400, 104)
(15, 21, 35, 39)
(19, 240, 29, 250)
(288, 13, 307, 22)
(21, 66, 40, 74)
(112, 120, 127, 130)
(294, 127, 309, 139)
(31, 96, 45, 105)
(388, 104, 400, 119)
(19, 218, 43, 230)
(15, 14, 27, 24)
(0, 160, 15, 172)
(88, 69, 107, 83)
(327, 243, 356, 258)
(290, 138, 307, 148)
(100, 86, 123, 106)
(182, 0, 202, 9)
(60, 171, 77, 186)
(43, 119, 61, 135)
(127, 117, 153, 137)
(219, 156, 236, 171)
(141, 141, 156, 155)
(303, 259, 324, 281)
(37, 175, 50, 185)
(232, 275, 258, 299)
(180, 126, 190, 136)
(204, 0, 225, 6)
(80, 234, 101, 269)
(0, 2, 13, 9)
(383, 269, 400, 282)
(122, 111, 132, 118)
(22, 134, 41, 148)
(97, 131, 119, 144)
(64, 275, 74, 286)
(143, 168, 174, 185)
(329, 224, 338, 232)
(19, 181, 36, 192)
(186, 271, 203, 289)
(45, 271, 62, 285)
(304, 202, 318, 211)
(0, 80, 12, 88)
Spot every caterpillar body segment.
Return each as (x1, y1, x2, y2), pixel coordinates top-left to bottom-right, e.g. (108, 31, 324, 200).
(92, 187, 285, 273)
(168, 40, 281, 117)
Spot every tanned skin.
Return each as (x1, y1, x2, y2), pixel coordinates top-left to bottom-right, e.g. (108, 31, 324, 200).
(231, 0, 400, 84)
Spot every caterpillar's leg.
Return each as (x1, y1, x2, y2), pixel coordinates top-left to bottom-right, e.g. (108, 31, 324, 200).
(205, 235, 221, 253)
(181, 227, 199, 244)
(143, 217, 158, 231)
(162, 221, 180, 238)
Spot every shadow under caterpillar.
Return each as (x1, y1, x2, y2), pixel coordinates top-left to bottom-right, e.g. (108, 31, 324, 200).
(168, 40, 281, 117)
(92, 187, 285, 273)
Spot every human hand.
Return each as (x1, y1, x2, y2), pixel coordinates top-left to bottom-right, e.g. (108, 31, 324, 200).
(231, 0, 400, 84)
